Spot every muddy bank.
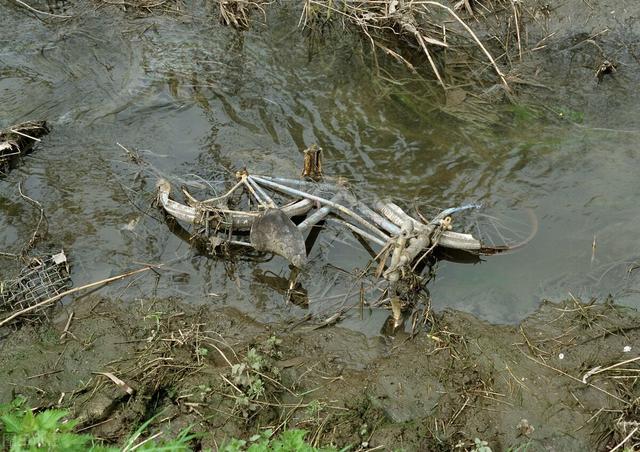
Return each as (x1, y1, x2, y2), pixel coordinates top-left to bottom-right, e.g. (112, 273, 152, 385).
(0, 296, 637, 450)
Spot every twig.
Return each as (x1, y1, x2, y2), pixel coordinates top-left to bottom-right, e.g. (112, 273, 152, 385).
(18, 182, 47, 254)
(27, 370, 63, 380)
(11, 0, 72, 18)
(59, 311, 74, 340)
(610, 427, 638, 452)
(414, 30, 446, 88)
(582, 356, 640, 383)
(93, 372, 136, 395)
(510, 0, 522, 61)
(10, 129, 41, 142)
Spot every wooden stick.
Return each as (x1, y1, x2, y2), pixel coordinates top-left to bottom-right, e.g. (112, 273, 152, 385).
(59, 311, 74, 340)
(0, 266, 154, 327)
(10, 129, 41, 142)
(11, 0, 72, 18)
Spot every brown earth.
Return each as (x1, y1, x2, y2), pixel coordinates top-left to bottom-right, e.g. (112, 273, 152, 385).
(0, 295, 637, 451)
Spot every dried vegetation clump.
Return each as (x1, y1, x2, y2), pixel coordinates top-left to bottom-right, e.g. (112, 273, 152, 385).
(0, 121, 49, 176)
(300, 0, 529, 91)
(218, 0, 269, 29)
(100, 0, 270, 29)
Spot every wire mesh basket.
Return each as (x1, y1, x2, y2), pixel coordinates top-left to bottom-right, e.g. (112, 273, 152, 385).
(0, 251, 72, 319)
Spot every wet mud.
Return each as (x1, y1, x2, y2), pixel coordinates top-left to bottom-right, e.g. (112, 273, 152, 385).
(0, 295, 637, 451)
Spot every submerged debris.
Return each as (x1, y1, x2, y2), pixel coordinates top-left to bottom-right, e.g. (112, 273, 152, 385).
(157, 171, 487, 272)
(156, 160, 532, 277)
(154, 152, 536, 329)
(0, 251, 71, 323)
(301, 144, 323, 180)
(0, 121, 49, 175)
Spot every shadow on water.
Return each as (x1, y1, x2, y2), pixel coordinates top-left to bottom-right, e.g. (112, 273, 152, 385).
(1, 0, 640, 334)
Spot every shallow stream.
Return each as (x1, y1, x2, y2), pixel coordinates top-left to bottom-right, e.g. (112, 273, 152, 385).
(2, 1, 640, 334)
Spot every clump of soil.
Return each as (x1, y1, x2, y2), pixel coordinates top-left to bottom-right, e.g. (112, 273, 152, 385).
(0, 295, 637, 450)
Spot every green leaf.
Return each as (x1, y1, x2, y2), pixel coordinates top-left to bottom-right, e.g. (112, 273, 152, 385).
(35, 409, 70, 431)
(1, 414, 24, 434)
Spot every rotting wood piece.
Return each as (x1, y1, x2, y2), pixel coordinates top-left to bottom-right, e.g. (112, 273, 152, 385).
(301, 144, 323, 180)
(0, 121, 49, 175)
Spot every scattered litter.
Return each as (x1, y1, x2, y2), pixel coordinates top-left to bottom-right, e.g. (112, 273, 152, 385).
(0, 251, 71, 322)
(558, 353, 565, 360)
(0, 121, 49, 175)
(623, 345, 631, 352)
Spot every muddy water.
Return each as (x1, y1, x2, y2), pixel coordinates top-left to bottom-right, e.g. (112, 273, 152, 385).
(1, 1, 639, 331)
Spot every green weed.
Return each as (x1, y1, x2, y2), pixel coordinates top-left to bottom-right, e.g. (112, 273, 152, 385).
(0, 396, 100, 451)
(0, 398, 195, 452)
(471, 438, 492, 452)
(228, 336, 283, 417)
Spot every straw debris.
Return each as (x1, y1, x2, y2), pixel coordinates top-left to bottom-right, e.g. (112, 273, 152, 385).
(0, 121, 49, 176)
(301, 0, 515, 90)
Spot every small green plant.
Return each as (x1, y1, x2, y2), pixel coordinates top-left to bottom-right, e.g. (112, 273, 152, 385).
(555, 106, 584, 123)
(221, 428, 344, 452)
(305, 400, 327, 420)
(262, 336, 282, 358)
(471, 438, 493, 452)
(227, 337, 283, 417)
(230, 349, 268, 414)
(0, 398, 196, 452)
(0, 397, 98, 451)
(121, 412, 196, 451)
(506, 442, 532, 452)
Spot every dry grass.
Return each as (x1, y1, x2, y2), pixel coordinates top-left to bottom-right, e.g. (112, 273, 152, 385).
(218, 0, 270, 29)
(300, 0, 520, 91)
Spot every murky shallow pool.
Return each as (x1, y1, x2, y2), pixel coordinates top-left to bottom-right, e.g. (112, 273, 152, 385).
(1, 1, 639, 334)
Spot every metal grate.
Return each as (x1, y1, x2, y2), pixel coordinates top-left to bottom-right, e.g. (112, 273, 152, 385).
(0, 251, 72, 317)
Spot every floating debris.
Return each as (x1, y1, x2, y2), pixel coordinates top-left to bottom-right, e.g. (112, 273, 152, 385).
(0, 251, 71, 323)
(0, 121, 49, 175)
